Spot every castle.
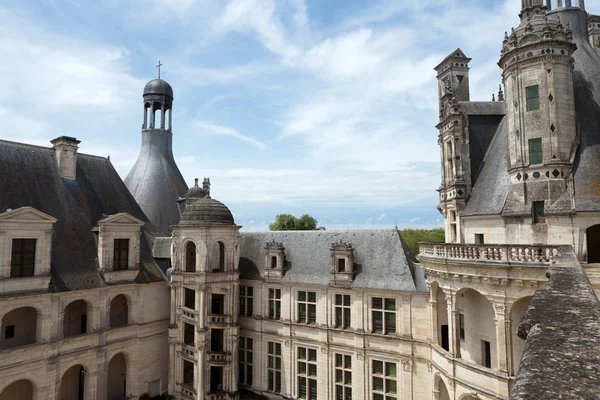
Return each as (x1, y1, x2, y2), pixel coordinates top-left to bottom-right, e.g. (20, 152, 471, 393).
(0, 1, 599, 399)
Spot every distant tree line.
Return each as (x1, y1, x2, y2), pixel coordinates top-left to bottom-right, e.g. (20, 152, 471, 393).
(400, 228, 445, 259)
(269, 214, 325, 231)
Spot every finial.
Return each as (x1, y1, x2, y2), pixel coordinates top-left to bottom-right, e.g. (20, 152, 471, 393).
(156, 60, 163, 79)
(492, 94, 496, 101)
(194, 178, 199, 187)
(498, 84, 505, 101)
(202, 177, 211, 198)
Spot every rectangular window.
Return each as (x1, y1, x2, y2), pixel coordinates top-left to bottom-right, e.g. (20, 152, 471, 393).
(298, 347, 317, 399)
(4, 325, 15, 339)
(335, 294, 351, 329)
(372, 360, 397, 400)
(239, 337, 253, 386)
(459, 314, 465, 340)
(113, 239, 129, 270)
(474, 234, 485, 244)
(271, 256, 277, 269)
(372, 298, 396, 334)
(482, 340, 492, 368)
(337, 258, 346, 272)
(298, 291, 317, 324)
(184, 287, 195, 310)
(529, 138, 543, 165)
(10, 238, 36, 278)
(533, 201, 545, 223)
(239, 286, 254, 317)
(335, 354, 352, 400)
(184, 323, 195, 346)
(526, 85, 540, 111)
(269, 288, 281, 320)
(267, 342, 282, 393)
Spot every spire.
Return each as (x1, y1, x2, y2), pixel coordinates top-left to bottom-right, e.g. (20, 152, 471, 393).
(498, 84, 505, 101)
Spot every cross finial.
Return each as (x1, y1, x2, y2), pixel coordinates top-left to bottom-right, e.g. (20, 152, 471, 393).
(156, 60, 163, 79)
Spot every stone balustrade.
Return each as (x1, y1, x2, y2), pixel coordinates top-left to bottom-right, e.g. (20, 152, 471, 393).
(180, 384, 196, 399)
(207, 351, 230, 364)
(419, 243, 559, 265)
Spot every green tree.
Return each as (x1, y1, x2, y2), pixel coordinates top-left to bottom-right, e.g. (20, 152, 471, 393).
(400, 228, 445, 259)
(269, 214, 324, 231)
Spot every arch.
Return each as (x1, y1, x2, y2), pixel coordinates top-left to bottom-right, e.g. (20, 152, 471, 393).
(210, 241, 225, 272)
(510, 296, 533, 374)
(459, 395, 478, 400)
(0, 380, 33, 400)
(436, 375, 450, 400)
(107, 353, 127, 400)
(0, 306, 38, 350)
(586, 224, 600, 263)
(455, 288, 496, 369)
(58, 364, 87, 400)
(110, 294, 129, 328)
(63, 300, 89, 338)
(185, 241, 197, 272)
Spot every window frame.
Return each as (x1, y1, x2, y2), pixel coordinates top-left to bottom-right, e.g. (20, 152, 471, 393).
(371, 297, 396, 335)
(334, 294, 351, 329)
(268, 288, 282, 320)
(526, 85, 540, 111)
(528, 138, 543, 165)
(533, 201, 545, 223)
(267, 341, 282, 393)
(239, 337, 253, 386)
(113, 238, 130, 270)
(459, 313, 465, 340)
(335, 353, 352, 400)
(371, 360, 397, 400)
(298, 291, 317, 324)
(239, 286, 254, 317)
(297, 346, 318, 399)
(10, 238, 36, 278)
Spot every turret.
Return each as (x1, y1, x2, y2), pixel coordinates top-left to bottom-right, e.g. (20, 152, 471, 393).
(125, 69, 188, 233)
(499, 0, 578, 218)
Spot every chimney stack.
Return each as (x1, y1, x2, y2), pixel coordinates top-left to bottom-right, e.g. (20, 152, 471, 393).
(50, 136, 80, 180)
(202, 177, 211, 198)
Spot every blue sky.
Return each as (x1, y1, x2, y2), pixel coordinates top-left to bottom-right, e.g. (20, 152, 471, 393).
(1, 0, 596, 231)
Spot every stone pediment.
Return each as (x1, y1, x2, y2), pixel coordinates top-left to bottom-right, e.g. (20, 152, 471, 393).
(0, 206, 57, 224)
(98, 213, 145, 226)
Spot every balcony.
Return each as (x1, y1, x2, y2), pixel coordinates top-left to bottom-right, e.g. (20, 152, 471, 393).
(181, 343, 196, 360)
(419, 243, 559, 265)
(208, 352, 230, 364)
(208, 314, 231, 325)
(181, 307, 197, 323)
(180, 384, 196, 400)
(207, 393, 227, 400)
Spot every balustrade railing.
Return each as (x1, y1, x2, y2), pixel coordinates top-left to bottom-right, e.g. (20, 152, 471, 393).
(419, 243, 559, 265)
(180, 384, 196, 400)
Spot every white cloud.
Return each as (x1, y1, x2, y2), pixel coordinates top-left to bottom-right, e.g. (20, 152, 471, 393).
(377, 214, 386, 221)
(365, 217, 373, 224)
(409, 217, 421, 223)
(193, 121, 267, 150)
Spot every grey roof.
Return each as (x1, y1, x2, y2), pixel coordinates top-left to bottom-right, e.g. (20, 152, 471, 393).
(0, 140, 166, 291)
(125, 129, 188, 233)
(238, 230, 426, 292)
(143, 79, 174, 98)
(462, 117, 509, 216)
(178, 196, 235, 226)
(458, 101, 506, 116)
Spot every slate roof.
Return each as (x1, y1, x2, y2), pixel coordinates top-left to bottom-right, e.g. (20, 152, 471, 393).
(238, 230, 427, 292)
(462, 117, 509, 216)
(0, 139, 167, 292)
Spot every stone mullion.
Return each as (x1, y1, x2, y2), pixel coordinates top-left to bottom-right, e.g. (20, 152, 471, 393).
(429, 284, 439, 345)
(493, 303, 509, 374)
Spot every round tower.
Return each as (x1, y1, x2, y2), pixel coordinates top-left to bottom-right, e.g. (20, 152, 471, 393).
(499, 0, 578, 218)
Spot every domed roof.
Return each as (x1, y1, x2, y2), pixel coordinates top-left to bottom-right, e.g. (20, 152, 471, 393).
(143, 79, 174, 98)
(179, 179, 235, 226)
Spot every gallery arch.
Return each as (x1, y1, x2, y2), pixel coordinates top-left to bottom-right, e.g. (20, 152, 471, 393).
(211, 241, 225, 272)
(0, 380, 33, 400)
(185, 241, 196, 273)
(63, 300, 89, 338)
(58, 365, 86, 400)
(587, 224, 600, 263)
(110, 295, 129, 328)
(510, 296, 533, 374)
(455, 289, 496, 369)
(0, 307, 38, 350)
(107, 353, 127, 400)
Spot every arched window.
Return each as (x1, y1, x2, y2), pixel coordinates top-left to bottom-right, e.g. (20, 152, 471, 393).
(435, 286, 449, 351)
(110, 295, 129, 328)
(455, 289, 496, 369)
(59, 365, 86, 400)
(211, 241, 225, 272)
(0, 380, 33, 400)
(510, 296, 533, 375)
(0, 307, 37, 350)
(63, 300, 88, 338)
(107, 353, 127, 400)
(586, 225, 600, 263)
(185, 242, 196, 273)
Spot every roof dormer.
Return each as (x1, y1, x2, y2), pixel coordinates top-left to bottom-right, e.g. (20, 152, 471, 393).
(264, 240, 285, 282)
(330, 240, 355, 287)
(96, 213, 145, 283)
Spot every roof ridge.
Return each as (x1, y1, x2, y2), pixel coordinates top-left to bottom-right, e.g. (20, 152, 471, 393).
(0, 139, 109, 161)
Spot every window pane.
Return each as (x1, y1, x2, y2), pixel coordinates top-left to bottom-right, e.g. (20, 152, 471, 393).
(344, 308, 351, 328)
(299, 362, 307, 374)
(309, 349, 317, 361)
(276, 289, 281, 298)
(269, 288, 274, 298)
(299, 291, 306, 301)
(336, 386, 344, 400)
(299, 347, 306, 359)
(373, 360, 384, 375)
(336, 307, 343, 327)
(247, 286, 253, 296)
(386, 379, 397, 394)
(345, 371, 352, 384)
(386, 363, 396, 377)
(299, 377, 307, 398)
(268, 342, 274, 354)
(373, 377, 384, 391)
(347, 387, 352, 400)
(309, 379, 317, 399)
(299, 303, 307, 322)
(386, 313, 396, 334)
(373, 297, 383, 309)
(345, 355, 352, 368)
(308, 364, 317, 376)
(384, 299, 395, 311)
(248, 298, 253, 316)
(309, 304, 316, 323)
(335, 294, 342, 305)
(336, 370, 343, 383)
(373, 394, 384, 400)
(308, 292, 316, 303)
(373, 311, 383, 333)
(526, 85, 540, 111)
(529, 138, 543, 165)
(336, 353, 343, 367)
(344, 295, 351, 306)
(240, 286, 246, 296)
(276, 343, 281, 355)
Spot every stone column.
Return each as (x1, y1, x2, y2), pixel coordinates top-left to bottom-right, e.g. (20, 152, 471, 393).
(447, 295, 460, 357)
(429, 286, 439, 345)
(198, 287, 206, 328)
(400, 295, 412, 338)
(232, 282, 240, 324)
(493, 303, 510, 373)
(151, 107, 155, 129)
(170, 286, 178, 326)
(197, 354, 205, 400)
(143, 106, 148, 129)
(168, 107, 173, 131)
(161, 104, 166, 129)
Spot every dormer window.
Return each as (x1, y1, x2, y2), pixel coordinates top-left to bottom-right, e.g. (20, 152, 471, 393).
(11, 239, 36, 278)
(113, 239, 130, 270)
(330, 240, 355, 287)
(264, 240, 285, 282)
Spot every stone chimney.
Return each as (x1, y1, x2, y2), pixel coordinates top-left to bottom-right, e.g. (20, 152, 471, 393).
(202, 177, 211, 198)
(50, 136, 80, 180)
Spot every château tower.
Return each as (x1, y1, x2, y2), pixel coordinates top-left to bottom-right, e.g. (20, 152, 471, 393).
(434, 49, 473, 243)
(499, 0, 578, 219)
(125, 73, 188, 234)
(169, 179, 241, 400)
